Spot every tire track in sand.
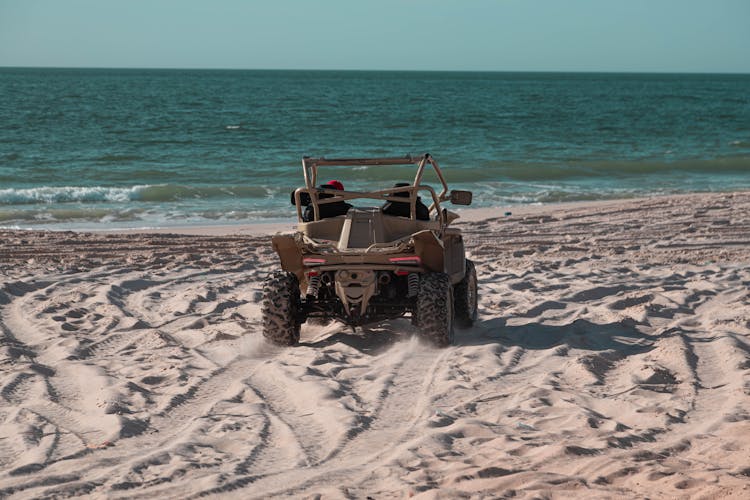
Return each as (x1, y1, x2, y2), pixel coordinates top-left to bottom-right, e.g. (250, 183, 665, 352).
(189, 336, 449, 498)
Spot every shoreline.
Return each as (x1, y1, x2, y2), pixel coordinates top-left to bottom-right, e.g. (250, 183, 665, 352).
(97, 189, 750, 236)
(5, 190, 743, 237)
(3, 190, 749, 270)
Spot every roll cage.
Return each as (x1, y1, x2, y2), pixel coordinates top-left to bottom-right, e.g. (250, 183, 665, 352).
(291, 153, 462, 224)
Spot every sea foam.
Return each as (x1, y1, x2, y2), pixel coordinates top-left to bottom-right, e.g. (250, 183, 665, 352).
(0, 186, 145, 205)
(0, 185, 272, 205)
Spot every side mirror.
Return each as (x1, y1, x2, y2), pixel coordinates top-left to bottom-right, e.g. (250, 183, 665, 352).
(450, 190, 473, 206)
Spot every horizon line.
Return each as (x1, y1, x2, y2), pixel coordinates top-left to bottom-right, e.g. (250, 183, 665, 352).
(1, 65, 749, 76)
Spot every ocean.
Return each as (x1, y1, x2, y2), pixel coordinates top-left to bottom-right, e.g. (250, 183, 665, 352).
(1, 68, 749, 230)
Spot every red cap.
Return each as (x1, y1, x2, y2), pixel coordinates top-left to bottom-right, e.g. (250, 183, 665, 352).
(328, 180, 344, 190)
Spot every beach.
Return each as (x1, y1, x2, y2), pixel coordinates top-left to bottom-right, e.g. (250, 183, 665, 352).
(1, 190, 749, 498)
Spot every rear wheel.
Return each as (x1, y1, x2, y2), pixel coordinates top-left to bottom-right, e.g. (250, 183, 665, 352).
(261, 271, 301, 346)
(454, 259, 478, 327)
(416, 272, 454, 347)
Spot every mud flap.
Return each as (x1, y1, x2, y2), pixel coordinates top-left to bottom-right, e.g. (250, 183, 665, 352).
(412, 230, 445, 273)
(272, 234, 305, 284)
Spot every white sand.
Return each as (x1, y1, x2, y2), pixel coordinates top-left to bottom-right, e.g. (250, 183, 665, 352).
(1, 191, 749, 498)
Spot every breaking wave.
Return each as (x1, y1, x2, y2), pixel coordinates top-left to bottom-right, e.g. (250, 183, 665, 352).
(0, 185, 272, 205)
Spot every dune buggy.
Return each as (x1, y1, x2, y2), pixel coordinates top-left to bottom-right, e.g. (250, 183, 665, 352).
(262, 153, 477, 347)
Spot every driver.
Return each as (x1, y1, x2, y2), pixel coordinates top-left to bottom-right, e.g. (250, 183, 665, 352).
(302, 180, 352, 221)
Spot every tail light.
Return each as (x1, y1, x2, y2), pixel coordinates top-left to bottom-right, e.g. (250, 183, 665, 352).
(388, 256, 421, 265)
(303, 257, 326, 266)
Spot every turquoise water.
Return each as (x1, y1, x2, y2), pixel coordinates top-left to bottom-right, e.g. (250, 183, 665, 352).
(1, 68, 749, 229)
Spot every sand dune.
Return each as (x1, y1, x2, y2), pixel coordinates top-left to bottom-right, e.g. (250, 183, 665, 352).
(1, 191, 749, 498)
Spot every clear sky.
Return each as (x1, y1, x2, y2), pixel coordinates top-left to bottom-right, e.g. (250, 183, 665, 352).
(1, 0, 748, 73)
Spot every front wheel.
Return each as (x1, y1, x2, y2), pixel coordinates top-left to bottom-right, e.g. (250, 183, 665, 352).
(261, 271, 301, 346)
(416, 272, 454, 347)
(454, 259, 478, 327)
